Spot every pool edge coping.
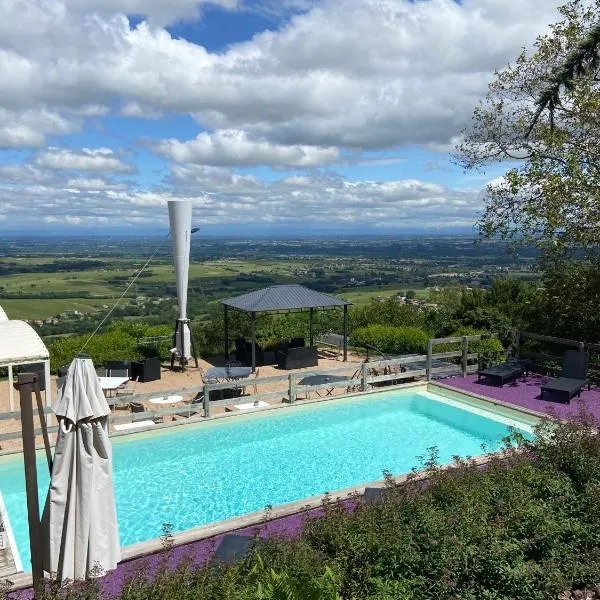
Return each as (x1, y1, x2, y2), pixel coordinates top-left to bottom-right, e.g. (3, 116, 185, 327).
(4, 380, 544, 591)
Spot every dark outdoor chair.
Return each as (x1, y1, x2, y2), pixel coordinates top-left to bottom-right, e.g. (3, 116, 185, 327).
(131, 357, 161, 382)
(109, 368, 129, 378)
(20, 363, 47, 391)
(106, 360, 131, 377)
(540, 350, 590, 403)
(477, 358, 530, 387)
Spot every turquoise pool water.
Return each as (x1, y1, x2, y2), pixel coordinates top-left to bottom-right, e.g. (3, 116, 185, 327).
(0, 389, 532, 570)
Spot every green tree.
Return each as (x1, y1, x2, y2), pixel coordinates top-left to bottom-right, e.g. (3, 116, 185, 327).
(456, 0, 600, 258)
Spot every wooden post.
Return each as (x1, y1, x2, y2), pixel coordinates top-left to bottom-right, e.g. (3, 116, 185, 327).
(462, 336, 468, 377)
(33, 384, 53, 473)
(361, 362, 368, 391)
(8, 364, 14, 412)
(309, 308, 314, 347)
(250, 313, 256, 373)
(224, 305, 229, 360)
(343, 305, 348, 362)
(204, 385, 211, 418)
(426, 339, 433, 381)
(44, 359, 53, 427)
(18, 373, 44, 596)
(288, 373, 296, 403)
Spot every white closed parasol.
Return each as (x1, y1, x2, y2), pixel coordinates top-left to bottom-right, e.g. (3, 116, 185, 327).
(42, 356, 120, 581)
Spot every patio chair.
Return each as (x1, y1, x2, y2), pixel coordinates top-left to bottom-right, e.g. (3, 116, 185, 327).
(540, 350, 590, 403)
(176, 392, 204, 419)
(95, 367, 108, 377)
(346, 366, 364, 393)
(116, 377, 137, 395)
(130, 401, 163, 424)
(226, 360, 243, 367)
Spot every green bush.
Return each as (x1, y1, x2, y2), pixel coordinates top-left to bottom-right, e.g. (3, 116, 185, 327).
(352, 324, 429, 355)
(47, 321, 172, 371)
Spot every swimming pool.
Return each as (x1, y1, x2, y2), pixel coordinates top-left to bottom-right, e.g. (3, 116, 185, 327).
(0, 386, 535, 570)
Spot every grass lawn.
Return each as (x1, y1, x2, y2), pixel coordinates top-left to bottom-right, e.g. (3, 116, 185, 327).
(0, 298, 112, 320)
(339, 286, 430, 305)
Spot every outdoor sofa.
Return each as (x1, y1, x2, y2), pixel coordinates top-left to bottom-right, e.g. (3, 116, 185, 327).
(477, 358, 531, 387)
(277, 346, 318, 369)
(540, 349, 590, 403)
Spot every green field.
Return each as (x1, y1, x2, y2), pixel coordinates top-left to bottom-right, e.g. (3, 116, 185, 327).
(0, 298, 111, 320)
(338, 286, 430, 305)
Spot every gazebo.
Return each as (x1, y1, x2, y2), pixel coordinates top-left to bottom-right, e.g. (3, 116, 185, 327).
(221, 285, 352, 371)
(0, 319, 51, 412)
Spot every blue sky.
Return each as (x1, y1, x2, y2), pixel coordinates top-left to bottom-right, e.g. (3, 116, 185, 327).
(0, 0, 561, 235)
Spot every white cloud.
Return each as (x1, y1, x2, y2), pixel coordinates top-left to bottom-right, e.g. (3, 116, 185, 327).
(157, 130, 340, 166)
(120, 101, 162, 119)
(0, 108, 80, 149)
(36, 147, 134, 172)
(66, 177, 129, 190)
(64, 0, 239, 26)
(0, 0, 563, 152)
(0, 0, 568, 231)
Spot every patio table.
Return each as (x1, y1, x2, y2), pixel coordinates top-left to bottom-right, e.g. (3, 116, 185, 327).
(98, 376, 129, 397)
(148, 395, 184, 405)
(204, 367, 252, 382)
(298, 374, 349, 397)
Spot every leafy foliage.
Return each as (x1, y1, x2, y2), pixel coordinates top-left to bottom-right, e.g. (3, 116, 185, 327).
(48, 321, 172, 371)
(456, 0, 600, 259)
(352, 324, 429, 355)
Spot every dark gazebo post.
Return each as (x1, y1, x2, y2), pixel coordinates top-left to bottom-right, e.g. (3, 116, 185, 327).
(343, 304, 348, 361)
(224, 304, 229, 360)
(309, 308, 314, 346)
(250, 312, 256, 372)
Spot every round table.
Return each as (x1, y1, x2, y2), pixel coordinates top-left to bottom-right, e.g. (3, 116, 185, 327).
(148, 395, 184, 405)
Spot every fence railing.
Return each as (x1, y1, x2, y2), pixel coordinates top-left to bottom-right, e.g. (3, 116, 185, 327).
(516, 331, 600, 380)
(0, 337, 499, 447)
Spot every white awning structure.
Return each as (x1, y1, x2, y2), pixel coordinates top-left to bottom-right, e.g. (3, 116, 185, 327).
(0, 320, 51, 412)
(0, 304, 8, 321)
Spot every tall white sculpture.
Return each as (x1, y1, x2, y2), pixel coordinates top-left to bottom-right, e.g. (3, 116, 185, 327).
(168, 200, 197, 369)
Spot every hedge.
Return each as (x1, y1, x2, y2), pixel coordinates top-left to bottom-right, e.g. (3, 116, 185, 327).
(47, 322, 172, 372)
(352, 325, 429, 355)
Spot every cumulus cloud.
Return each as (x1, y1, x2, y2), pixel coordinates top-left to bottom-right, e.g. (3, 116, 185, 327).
(0, 108, 80, 149)
(0, 159, 482, 231)
(0, 0, 563, 151)
(157, 130, 340, 166)
(0, 0, 567, 231)
(64, 0, 239, 26)
(36, 147, 134, 172)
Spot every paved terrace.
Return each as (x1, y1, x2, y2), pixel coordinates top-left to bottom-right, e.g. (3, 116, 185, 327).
(444, 374, 600, 421)
(0, 353, 366, 454)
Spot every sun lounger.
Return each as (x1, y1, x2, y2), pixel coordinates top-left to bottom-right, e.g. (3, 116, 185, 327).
(541, 350, 590, 403)
(477, 358, 529, 386)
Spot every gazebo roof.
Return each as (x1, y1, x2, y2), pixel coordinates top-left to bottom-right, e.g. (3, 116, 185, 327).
(221, 284, 351, 313)
(0, 320, 49, 367)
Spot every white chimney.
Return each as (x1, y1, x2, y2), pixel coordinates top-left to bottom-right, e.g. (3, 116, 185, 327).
(168, 200, 193, 362)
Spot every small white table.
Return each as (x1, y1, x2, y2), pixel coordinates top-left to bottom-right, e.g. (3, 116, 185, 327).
(113, 420, 155, 431)
(149, 395, 184, 405)
(233, 401, 269, 411)
(98, 376, 130, 396)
